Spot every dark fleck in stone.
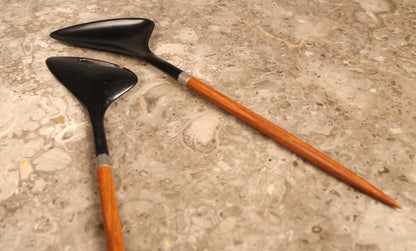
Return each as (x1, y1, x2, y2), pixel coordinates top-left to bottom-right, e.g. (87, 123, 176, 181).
(312, 225, 322, 233)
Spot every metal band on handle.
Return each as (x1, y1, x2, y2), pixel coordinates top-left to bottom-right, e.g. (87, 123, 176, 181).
(97, 153, 110, 167)
(178, 71, 192, 85)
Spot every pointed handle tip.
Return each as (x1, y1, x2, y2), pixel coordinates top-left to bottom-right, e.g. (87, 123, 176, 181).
(391, 201, 403, 209)
(382, 195, 402, 209)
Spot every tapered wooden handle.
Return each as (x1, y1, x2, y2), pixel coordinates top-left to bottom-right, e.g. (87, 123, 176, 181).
(97, 165, 125, 251)
(186, 77, 401, 208)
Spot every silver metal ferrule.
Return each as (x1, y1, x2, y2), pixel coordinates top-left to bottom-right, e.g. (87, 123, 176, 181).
(96, 153, 109, 167)
(178, 71, 192, 86)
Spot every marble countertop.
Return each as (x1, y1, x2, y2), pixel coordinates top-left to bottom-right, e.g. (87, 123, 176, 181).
(1, 0, 415, 250)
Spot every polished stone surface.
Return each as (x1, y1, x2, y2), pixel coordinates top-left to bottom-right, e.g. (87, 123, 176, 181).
(1, 0, 415, 250)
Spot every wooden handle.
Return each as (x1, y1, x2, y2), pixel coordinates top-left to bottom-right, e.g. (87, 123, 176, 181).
(97, 165, 125, 251)
(186, 77, 401, 208)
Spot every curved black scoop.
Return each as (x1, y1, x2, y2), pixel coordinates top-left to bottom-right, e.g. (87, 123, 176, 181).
(51, 18, 153, 58)
(51, 18, 182, 79)
(46, 57, 138, 155)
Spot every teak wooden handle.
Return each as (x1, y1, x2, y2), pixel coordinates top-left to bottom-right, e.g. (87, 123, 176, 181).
(186, 77, 401, 208)
(97, 165, 125, 251)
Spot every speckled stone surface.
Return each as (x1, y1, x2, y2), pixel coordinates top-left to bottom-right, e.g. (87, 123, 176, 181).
(1, 0, 415, 250)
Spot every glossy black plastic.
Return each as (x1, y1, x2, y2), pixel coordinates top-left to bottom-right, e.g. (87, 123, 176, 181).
(46, 57, 138, 155)
(51, 18, 182, 79)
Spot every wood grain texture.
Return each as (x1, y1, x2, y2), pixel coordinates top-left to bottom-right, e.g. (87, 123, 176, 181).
(97, 165, 125, 251)
(186, 77, 401, 209)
